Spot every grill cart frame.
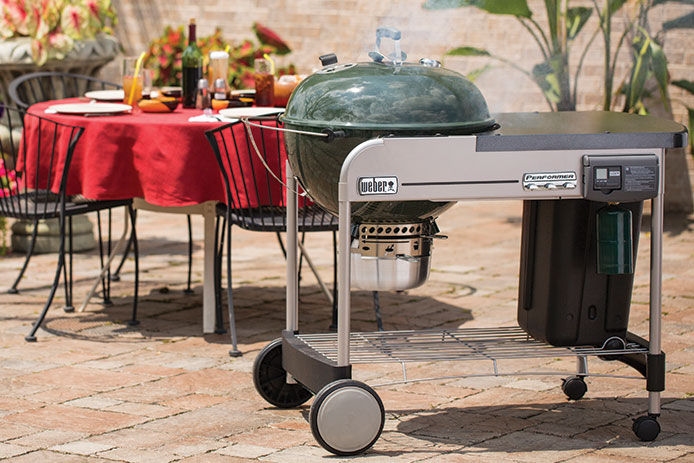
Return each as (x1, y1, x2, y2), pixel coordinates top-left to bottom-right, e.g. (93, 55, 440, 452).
(253, 111, 687, 456)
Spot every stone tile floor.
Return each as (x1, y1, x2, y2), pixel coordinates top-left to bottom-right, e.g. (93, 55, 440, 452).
(0, 199, 692, 462)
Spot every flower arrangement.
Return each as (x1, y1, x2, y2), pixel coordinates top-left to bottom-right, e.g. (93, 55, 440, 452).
(0, 0, 117, 65)
(144, 22, 294, 89)
(0, 158, 17, 198)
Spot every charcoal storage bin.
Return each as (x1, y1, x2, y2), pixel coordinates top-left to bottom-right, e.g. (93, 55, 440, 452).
(517, 199, 643, 347)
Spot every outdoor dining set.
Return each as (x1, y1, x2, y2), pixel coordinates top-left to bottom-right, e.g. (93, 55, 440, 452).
(0, 69, 343, 359)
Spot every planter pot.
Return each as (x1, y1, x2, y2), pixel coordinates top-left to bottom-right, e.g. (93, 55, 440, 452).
(11, 216, 96, 254)
(1, 34, 118, 254)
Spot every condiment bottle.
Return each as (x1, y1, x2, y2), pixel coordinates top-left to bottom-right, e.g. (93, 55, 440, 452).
(182, 19, 203, 108)
(196, 78, 211, 113)
(213, 78, 227, 100)
(254, 58, 274, 107)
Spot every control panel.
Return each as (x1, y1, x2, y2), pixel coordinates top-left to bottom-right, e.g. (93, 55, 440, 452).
(583, 154, 659, 202)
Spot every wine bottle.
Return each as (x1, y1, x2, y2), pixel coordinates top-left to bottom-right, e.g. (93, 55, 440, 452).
(182, 18, 203, 109)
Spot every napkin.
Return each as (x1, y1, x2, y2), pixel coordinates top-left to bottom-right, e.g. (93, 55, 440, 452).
(188, 114, 238, 123)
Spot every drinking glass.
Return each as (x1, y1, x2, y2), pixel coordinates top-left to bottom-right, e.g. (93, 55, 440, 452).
(254, 58, 274, 107)
(273, 74, 300, 107)
(122, 57, 151, 105)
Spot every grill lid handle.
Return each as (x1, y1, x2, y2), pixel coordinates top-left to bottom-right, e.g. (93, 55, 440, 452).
(368, 27, 407, 65)
(319, 53, 338, 66)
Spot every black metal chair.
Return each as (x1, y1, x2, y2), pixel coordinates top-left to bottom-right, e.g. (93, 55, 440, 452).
(0, 105, 138, 341)
(7, 71, 194, 298)
(205, 120, 382, 357)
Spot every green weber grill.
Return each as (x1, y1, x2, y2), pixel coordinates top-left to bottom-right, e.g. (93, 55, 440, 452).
(251, 28, 688, 456)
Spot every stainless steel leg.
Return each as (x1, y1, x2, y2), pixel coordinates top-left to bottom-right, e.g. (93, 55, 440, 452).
(648, 151, 665, 416)
(286, 161, 299, 333)
(577, 356, 588, 376)
(337, 200, 351, 367)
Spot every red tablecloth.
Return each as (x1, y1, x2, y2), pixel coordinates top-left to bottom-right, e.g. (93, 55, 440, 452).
(23, 99, 293, 209)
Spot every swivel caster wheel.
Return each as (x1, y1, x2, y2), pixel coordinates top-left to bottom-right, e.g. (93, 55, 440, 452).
(253, 338, 311, 408)
(561, 376, 587, 401)
(633, 415, 660, 441)
(310, 379, 384, 456)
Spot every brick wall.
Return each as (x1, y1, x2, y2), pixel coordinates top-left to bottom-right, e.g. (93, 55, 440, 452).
(109, 0, 694, 124)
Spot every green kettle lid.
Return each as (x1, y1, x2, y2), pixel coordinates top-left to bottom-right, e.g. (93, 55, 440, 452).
(282, 29, 494, 132)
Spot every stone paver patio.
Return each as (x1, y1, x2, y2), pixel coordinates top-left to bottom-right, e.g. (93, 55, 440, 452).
(0, 196, 692, 462)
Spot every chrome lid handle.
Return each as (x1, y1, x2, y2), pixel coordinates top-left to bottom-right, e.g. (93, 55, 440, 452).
(369, 27, 407, 65)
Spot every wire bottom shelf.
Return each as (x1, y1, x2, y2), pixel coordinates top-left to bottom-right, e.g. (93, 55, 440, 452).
(296, 326, 648, 364)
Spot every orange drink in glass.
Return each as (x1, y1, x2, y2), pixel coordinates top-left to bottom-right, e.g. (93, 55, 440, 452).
(122, 57, 151, 105)
(122, 75, 143, 104)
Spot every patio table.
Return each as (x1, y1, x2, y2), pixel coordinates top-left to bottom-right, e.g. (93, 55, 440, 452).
(22, 98, 284, 333)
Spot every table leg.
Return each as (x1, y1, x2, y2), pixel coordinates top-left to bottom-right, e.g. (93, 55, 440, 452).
(202, 202, 216, 333)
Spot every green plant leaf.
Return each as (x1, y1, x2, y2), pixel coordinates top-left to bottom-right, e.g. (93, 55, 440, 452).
(672, 79, 694, 94)
(688, 107, 694, 153)
(422, 0, 467, 8)
(627, 36, 651, 112)
(567, 7, 592, 40)
(445, 46, 491, 56)
(649, 40, 671, 112)
(663, 11, 694, 30)
(608, 0, 628, 16)
(532, 59, 560, 103)
(653, 0, 694, 6)
(545, 0, 559, 41)
(423, 0, 532, 17)
(466, 64, 493, 81)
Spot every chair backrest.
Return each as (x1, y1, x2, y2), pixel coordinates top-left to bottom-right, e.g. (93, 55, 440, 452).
(0, 105, 84, 220)
(8, 72, 122, 109)
(205, 120, 336, 232)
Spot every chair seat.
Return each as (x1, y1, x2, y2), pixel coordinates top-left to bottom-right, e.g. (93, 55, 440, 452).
(216, 203, 338, 232)
(1, 192, 132, 220)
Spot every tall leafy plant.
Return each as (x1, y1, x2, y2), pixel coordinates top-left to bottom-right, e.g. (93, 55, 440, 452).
(603, 1, 693, 117)
(423, 0, 597, 111)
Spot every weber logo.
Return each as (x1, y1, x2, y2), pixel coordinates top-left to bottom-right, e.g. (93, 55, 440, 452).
(358, 176, 398, 195)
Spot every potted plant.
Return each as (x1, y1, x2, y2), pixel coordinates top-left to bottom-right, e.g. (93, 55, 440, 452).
(0, 0, 120, 105)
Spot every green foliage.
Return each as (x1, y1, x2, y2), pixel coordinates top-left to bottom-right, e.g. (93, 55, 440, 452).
(0, 0, 117, 65)
(663, 11, 694, 30)
(144, 23, 294, 89)
(428, 0, 593, 111)
(567, 7, 592, 39)
(445, 47, 491, 57)
(423, 0, 532, 16)
(672, 79, 694, 94)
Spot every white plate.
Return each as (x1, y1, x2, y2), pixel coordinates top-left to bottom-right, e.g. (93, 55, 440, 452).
(84, 89, 125, 101)
(48, 103, 132, 115)
(230, 89, 256, 97)
(218, 107, 284, 118)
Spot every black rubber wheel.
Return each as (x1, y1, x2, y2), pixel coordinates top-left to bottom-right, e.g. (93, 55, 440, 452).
(633, 415, 660, 441)
(310, 379, 384, 456)
(561, 376, 587, 400)
(252, 338, 311, 409)
(598, 337, 626, 361)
